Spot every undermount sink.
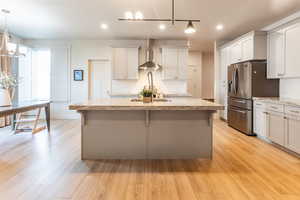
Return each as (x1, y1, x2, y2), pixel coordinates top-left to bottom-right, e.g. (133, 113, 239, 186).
(130, 98, 171, 102)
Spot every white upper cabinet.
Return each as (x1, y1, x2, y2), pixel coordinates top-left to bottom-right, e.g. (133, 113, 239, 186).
(267, 21, 300, 79)
(284, 24, 300, 78)
(162, 48, 188, 80)
(267, 31, 285, 78)
(228, 31, 267, 65)
(112, 47, 139, 80)
(230, 42, 242, 64)
(241, 36, 254, 61)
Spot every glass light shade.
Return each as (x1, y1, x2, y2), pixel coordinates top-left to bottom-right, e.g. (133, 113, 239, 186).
(0, 30, 11, 57)
(184, 21, 196, 34)
(135, 11, 143, 20)
(125, 11, 134, 19)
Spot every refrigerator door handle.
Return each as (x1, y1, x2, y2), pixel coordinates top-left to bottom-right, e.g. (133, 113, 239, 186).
(232, 67, 236, 94)
(230, 108, 247, 114)
(235, 68, 239, 94)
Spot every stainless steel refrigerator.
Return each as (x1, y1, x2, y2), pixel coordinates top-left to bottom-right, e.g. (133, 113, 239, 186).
(227, 61, 279, 135)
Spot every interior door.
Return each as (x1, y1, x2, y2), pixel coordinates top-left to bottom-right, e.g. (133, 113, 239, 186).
(89, 60, 111, 100)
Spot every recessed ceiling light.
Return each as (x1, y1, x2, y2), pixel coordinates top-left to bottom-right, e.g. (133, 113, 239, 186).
(135, 11, 143, 20)
(159, 24, 166, 30)
(101, 23, 108, 30)
(125, 11, 134, 20)
(216, 24, 224, 31)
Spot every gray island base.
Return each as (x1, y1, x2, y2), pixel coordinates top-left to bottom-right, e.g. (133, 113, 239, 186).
(69, 98, 224, 160)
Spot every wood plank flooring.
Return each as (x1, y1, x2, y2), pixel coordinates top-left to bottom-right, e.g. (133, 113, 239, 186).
(0, 119, 299, 200)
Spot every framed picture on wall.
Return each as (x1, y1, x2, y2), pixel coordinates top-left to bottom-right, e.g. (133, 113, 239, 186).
(73, 70, 84, 81)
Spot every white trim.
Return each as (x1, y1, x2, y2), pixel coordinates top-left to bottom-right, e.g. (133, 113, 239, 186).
(262, 11, 300, 31)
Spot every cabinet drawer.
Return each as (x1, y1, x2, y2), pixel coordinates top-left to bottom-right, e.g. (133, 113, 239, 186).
(254, 101, 266, 108)
(285, 105, 300, 117)
(266, 103, 284, 113)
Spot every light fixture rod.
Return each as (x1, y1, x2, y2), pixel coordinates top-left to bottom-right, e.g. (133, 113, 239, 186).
(118, 18, 172, 22)
(118, 18, 200, 22)
(172, 0, 175, 25)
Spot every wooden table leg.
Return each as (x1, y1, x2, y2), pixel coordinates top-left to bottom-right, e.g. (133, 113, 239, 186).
(45, 104, 50, 132)
(11, 114, 16, 131)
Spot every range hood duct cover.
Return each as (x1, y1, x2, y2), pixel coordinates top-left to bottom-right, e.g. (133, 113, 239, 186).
(138, 39, 162, 71)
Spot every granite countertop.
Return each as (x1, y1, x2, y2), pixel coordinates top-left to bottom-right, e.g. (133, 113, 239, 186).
(69, 98, 224, 111)
(253, 97, 300, 107)
(109, 93, 193, 97)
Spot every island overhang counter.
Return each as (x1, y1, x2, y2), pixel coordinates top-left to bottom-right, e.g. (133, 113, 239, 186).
(69, 98, 224, 160)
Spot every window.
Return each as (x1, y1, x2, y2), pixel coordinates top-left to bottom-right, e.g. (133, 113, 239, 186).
(18, 47, 51, 101)
(32, 49, 51, 100)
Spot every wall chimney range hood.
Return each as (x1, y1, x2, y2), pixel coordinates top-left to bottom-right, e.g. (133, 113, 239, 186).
(138, 39, 162, 71)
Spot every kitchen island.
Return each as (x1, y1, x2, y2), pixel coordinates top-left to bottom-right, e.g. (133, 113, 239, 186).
(69, 98, 224, 160)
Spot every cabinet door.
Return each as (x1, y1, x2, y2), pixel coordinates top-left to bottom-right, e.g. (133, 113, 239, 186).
(286, 116, 300, 154)
(177, 49, 188, 80)
(162, 48, 179, 80)
(267, 31, 285, 78)
(267, 112, 285, 146)
(285, 24, 300, 78)
(230, 42, 242, 64)
(112, 48, 128, 80)
(241, 37, 253, 61)
(253, 105, 266, 137)
(127, 48, 139, 80)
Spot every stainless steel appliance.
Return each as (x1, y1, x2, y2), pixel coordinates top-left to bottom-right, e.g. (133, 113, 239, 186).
(227, 61, 279, 135)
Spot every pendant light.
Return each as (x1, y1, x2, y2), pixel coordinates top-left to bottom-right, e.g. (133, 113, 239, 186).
(184, 21, 196, 34)
(0, 9, 24, 57)
(119, 0, 199, 34)
(0, 9, 11, 57)
(13, 43, 25, 57)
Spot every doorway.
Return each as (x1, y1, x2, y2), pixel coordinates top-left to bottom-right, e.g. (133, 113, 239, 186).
(88, 60, 111, 100)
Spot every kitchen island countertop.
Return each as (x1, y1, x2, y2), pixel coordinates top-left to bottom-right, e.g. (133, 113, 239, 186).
(69, 98, 224, 111)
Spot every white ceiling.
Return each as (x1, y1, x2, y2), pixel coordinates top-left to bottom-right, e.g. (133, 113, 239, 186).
(1, 0, 300, 51)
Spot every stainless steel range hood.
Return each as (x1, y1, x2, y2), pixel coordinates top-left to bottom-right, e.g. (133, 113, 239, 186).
(138, 39, 162, 71)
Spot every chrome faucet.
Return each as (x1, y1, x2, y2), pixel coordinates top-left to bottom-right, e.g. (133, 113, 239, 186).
(147, 71, 154, 100)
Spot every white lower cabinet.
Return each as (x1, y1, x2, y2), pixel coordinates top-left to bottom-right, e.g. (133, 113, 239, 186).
(254, 101, 300, 154)
(286, 115, 300, 154)
(266, 111, 285, 146)
(253, 101, 267, 137)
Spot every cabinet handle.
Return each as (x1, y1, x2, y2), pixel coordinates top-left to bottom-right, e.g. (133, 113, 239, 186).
(256, 103, 262, 106)
(263, 112, 269, 115)
(233, 100, 246, 104)
(290, 110, 300, 114)
(271, 106, 278, 109)
(277, 73, 284, 76)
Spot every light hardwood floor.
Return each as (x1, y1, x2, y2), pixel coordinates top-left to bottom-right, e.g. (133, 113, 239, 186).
(0, 119, 299, 200)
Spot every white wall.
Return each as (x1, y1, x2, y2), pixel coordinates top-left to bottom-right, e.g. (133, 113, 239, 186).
(280, 79, 300, 99)
(24, 39, 190, 119)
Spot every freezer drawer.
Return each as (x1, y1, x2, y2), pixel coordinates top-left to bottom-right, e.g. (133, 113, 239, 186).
(228, 106, 253, 135)
(228, 97, 252, 110)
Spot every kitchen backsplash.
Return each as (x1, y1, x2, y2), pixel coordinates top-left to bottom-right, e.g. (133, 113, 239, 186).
(111, 70, 188, 95)
(280, 78, 300, 99)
